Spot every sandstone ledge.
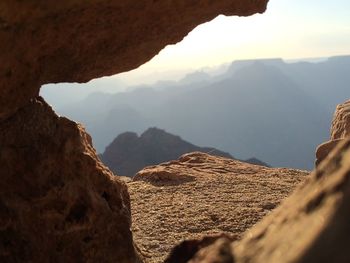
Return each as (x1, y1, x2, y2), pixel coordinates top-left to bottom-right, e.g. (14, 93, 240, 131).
(129, 152, 308, 262)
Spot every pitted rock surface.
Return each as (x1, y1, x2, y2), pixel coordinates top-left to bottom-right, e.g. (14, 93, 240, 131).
(0, 97, 140, 263)
(231, 138, 350, 263)
(170, 139, 350, 263)
(331, 99, 350, 140)
(316, 99, 350, 166)
(128, 152, 308, 263)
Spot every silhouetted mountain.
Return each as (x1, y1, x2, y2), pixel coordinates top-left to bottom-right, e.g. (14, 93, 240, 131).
(43, 55, 350, 170)
(100, 127, 269, 176)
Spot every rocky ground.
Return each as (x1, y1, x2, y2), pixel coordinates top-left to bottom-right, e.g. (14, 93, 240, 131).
(128, 152, 309, 263)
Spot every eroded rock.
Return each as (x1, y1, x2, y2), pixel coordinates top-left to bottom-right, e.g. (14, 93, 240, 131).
(165, 234, 235, 263)
(176, 139, 350, 263)
(0, 0, 268, 119)
(316, 99, 350, 165)
(129, 152, 308, 262)
(232, 138, 350, 263)
(331, 99, 350, 140)
(0, 97, 140, 262)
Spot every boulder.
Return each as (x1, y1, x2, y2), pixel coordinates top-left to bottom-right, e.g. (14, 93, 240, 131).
(0, 97, 141, 263)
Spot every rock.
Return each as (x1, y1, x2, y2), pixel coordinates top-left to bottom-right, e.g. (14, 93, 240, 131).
(316, 99, 350, 165)
(165, 234, 235, 263)
(232, 137, 350, 263)
(101, 127, 234, 177)
(129, 152, 308, 262)
(0, 0, 268, 120)
(331, 99, 350, 140)
(0, 97, 141, 263)
(315, 139, 342, 166)
(188, 237, 235, 263)
(176, 138, 350, 263)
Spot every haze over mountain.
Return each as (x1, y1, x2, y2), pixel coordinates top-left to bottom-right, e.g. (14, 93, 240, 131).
(42, 55, 350, 170)
(100, 127, 269, 177)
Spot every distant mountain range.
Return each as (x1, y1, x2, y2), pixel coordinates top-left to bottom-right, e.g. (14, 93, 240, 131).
(43, 55, 350, 170)
(100, 127, 269, 177)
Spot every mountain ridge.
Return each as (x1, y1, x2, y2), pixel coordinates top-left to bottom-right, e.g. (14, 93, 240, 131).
(43, 55, 350, 169)
(101, 127, 269, 177)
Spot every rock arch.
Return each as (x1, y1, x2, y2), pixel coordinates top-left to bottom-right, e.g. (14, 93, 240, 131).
(0, 1, 268, 262)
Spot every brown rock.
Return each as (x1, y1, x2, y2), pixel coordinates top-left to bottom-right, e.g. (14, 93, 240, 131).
(129, 152, 308, 262)
(165, 234, 235, 263)
(0, 0, 268, 120)
(178, 139, 350, 263)
(232, 138, 350, 263)
(315, 139, 342, 166)
(331, 99, 350, 140)
(0, 97, 140, 263)
(316, 99, 350, 165)
(188, 237, 235, 263)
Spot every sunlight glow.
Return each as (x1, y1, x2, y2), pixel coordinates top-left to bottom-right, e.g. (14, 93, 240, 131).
(118, 0, 350, 77)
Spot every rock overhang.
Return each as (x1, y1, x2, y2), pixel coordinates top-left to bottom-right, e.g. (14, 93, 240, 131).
(0, 0, 269, 120)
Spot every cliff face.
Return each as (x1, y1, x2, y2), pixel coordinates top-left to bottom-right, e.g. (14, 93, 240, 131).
(0, 0, 268, 120)
(129, 152, 308, 262)
(0, 98, 140, 262)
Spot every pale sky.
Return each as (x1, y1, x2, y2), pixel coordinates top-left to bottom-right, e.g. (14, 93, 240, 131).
(44, 0, 350, 89)
(115, 0, 350, 85)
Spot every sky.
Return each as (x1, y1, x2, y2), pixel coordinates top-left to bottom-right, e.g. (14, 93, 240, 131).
(43, 0, 350, 88)
(115, 0, 350, 85)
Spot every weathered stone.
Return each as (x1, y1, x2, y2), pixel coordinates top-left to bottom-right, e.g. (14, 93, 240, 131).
(129, 152, 308, 262)
(165, 234, 235, 263)
(331, 99, 350, 140)
(315, 139, 342, 166)
(316, 99, 350, 165)
(0, 97, 141, 263)
(232, 138, 350, 263)
(189, 237, 235, 263)
(0, 0, 268, 120)
(178, 139, 350, 262)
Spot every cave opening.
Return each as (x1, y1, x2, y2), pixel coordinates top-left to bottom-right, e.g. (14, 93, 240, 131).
(41, 0, 350, 174)
(2, 0, 350, 262)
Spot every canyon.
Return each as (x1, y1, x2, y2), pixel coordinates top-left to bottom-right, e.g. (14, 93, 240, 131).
(1, 1, 350, 262)
(43, 56, 350, 170)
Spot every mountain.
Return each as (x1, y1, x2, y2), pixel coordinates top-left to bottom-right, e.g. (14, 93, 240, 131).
(151, 61, 330, 169)
(100, 127, 268, 177)
(42, 55, 350, 170)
